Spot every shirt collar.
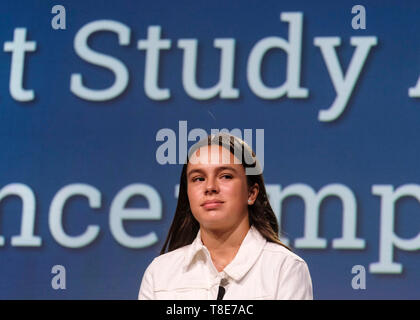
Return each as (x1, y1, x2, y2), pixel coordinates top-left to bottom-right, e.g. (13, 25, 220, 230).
(183, 225, 267, 282)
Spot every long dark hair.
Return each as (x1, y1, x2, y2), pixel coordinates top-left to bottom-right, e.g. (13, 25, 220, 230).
(160, 133, 290, 254)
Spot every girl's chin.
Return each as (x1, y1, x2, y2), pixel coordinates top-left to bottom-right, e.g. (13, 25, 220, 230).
(197, 216, 228, 229)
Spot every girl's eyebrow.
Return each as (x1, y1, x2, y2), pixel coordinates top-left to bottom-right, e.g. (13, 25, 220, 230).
(187, 166, 238, 178)
(186, 168, 204, 178)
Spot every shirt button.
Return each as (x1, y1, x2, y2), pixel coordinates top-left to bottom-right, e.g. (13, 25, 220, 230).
(220, 278, 229, 286)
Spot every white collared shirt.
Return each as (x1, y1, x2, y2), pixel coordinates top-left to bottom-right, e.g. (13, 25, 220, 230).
(138, 226, 313, 300)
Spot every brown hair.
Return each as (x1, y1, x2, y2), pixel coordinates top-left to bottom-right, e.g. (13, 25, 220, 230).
(160, 133, 290, 254)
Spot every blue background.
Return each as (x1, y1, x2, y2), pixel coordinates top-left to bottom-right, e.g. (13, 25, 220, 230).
(0, 0, 419, 299)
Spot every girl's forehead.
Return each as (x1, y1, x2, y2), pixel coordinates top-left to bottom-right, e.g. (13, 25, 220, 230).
(189, 145, 243, 166)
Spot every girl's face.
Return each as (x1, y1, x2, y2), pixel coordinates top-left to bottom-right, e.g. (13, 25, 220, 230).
(186, 145, 258, 232)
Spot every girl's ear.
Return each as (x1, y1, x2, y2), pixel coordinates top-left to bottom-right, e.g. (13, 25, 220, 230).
(248, 183, 259, 205)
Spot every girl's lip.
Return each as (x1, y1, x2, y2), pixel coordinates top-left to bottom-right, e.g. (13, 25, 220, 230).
(201, 200, 224, 209)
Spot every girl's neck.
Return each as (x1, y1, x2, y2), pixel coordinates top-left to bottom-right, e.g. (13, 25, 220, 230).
(200, 219, 250, 272)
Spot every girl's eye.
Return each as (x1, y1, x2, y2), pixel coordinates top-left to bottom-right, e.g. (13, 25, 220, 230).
(192, 177, 204, 182)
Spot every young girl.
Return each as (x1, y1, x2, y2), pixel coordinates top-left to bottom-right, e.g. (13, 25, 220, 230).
(138, 133, 313, 299)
